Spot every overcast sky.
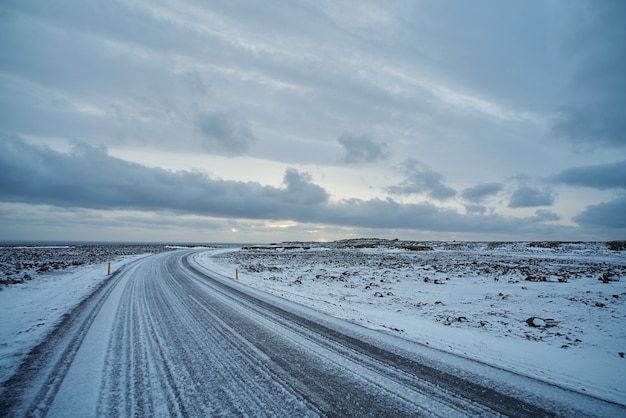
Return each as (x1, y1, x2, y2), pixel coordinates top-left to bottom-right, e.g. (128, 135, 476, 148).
(1, 0, 625, 243)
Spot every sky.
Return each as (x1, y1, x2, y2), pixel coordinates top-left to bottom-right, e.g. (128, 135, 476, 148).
(1, 0, 625, 243)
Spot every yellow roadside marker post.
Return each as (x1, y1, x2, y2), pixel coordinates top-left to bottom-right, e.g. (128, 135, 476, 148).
(107, 262, 111, 275)
(236, 268, 239, 280)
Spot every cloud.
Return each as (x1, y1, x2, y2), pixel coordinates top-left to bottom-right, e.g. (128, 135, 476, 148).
(196, 111, 257, 156)
(464, 204, 487, 214)
(0, 135, 316, 219)
(508, 186, 555, 208)
(3, 1, 626, 242)
(337, 134, 388, 164)
(552, 105, 626, 149)
(281, 169, 329, 206)
(0, 135, 570, 238)
(573, 195, 626, 229)
(386, 159, 456, 200)
(550, 0, 626, 149)
(461, 182, 504, 203)
(551, 160, 626, 190)
(533, 209, 560, 222)
(319, 198, 569, 238)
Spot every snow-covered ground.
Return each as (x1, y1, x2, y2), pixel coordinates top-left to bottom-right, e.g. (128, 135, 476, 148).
(196, 239, 626, 406)
(0, 245, 170, 387)
(1, 240, 624, 409)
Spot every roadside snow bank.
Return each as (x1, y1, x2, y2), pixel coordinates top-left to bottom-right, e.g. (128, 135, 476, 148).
(196, 241, 626, 406)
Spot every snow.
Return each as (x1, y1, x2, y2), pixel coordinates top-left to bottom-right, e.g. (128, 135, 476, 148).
(0, 240, 624, 410)
(46, 261, 134, 418)
(0, 251, 150, 387)
(195, 240, 626, 406)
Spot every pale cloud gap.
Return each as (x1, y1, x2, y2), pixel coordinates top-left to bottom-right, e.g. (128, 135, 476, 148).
(0, 135, 574, 237)
(386, 159, 456, 200)
(337, 134, 388, 164)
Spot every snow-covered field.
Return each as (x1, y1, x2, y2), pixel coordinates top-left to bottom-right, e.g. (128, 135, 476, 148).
(1, 240, 624, 409)
(0, 244, 172, 387)
(197, 239, 626, 406)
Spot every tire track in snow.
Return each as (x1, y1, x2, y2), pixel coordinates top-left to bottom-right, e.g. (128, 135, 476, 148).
(189, 279, 490, 416)
(97, 252, 320, 417)
(181, 255, 520, 417)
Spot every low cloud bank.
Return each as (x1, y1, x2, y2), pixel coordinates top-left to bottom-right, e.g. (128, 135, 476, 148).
(1, 135, 620, 237)
(551, 160, 626, 190)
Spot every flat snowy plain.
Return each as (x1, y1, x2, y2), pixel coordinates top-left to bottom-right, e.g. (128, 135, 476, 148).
(0, 240, 624, 412)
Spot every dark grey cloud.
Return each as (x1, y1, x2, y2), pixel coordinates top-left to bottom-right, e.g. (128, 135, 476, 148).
(386, 159, 456, 200)
(0, 135, 312, 219)
(552, 105, 626, 149)
(317, 198, 571, 238)
(461, 182, 504, 203)
(464, 204, 487, 214)
(281, 169, 329, 206)
(550, 0, 626, 148)
(508, 186, 555, 208)
(573, 195, 626, 229)
(337, 134, 388, 164)
(196, 111, 256, 156)
(0, 135, 569, 237)
(533, 209, 560, 222)
(551, 160, 626, 190)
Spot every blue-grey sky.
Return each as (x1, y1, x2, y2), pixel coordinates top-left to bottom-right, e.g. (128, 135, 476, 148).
(1, 0, 624, 243)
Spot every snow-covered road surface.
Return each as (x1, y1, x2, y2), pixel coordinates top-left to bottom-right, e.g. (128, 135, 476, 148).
(1, 250, 624, 417)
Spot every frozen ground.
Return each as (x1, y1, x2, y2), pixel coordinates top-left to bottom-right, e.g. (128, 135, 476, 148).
(0, 244, 173, 286)
(0, 244, 173, 386)
(1, 240, 624, 411)
(197, 239, 626, 406)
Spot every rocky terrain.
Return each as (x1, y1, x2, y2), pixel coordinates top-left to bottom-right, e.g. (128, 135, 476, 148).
(204, 239, 626, 356)
(0, 244, 172, 287)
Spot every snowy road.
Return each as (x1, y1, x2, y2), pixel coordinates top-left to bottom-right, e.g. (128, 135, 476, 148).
(1, 250, 624, 417)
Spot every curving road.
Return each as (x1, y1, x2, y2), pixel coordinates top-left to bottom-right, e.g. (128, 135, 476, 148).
(1, 250, 623, 417)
